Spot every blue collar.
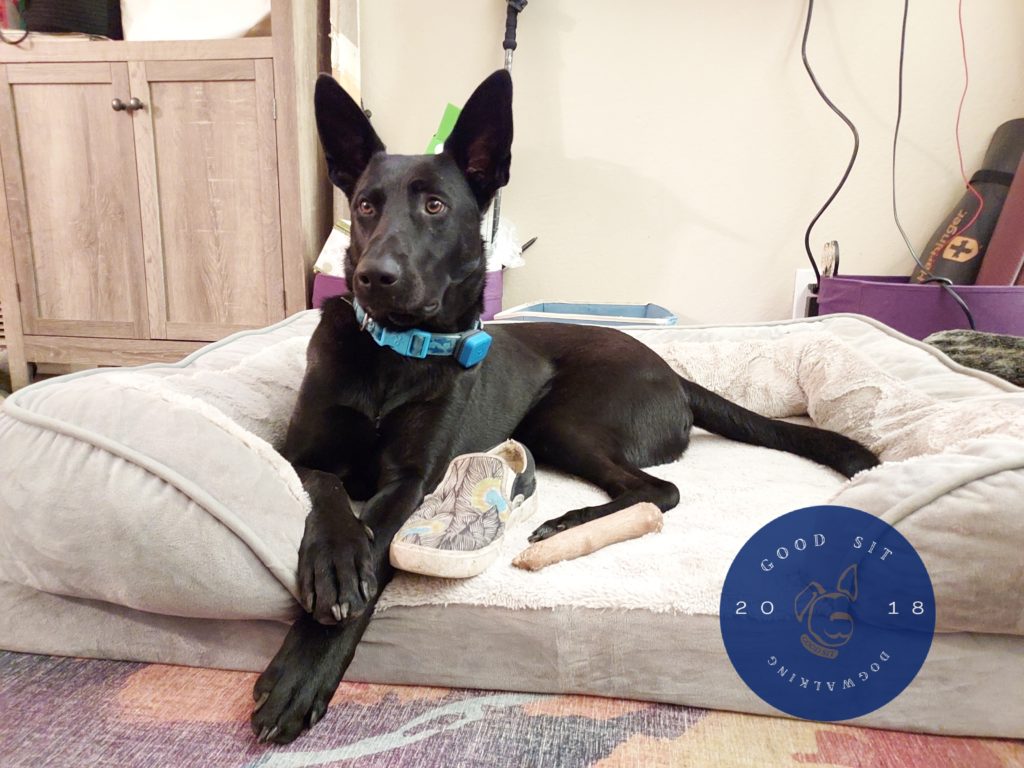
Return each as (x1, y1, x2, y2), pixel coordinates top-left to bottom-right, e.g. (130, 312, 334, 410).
(351, 298, 492, 368)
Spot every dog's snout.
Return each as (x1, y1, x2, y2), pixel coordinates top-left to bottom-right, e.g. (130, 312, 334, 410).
(355, 255, 402, 290)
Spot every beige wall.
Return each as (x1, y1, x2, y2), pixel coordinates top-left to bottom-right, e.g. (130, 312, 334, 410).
(360, 0, 1024, 324)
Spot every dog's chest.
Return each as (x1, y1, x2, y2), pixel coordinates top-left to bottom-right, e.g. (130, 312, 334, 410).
(336, 346, 461, 432)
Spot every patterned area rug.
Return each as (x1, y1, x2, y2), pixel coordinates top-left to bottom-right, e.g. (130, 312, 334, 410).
(1, 651, 1021, 767)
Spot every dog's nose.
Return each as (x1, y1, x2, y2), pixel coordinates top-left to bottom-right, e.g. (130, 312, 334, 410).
(355, 256, 401, 290)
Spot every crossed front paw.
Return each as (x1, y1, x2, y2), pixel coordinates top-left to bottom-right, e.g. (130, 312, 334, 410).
(298, 509, 378, 624)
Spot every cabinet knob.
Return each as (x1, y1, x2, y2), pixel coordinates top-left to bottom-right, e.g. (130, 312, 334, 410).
(111, 97, 145, 112)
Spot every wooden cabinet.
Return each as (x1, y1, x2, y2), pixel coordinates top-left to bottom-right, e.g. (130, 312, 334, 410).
(0, 2, 332, 389)
(0, 62, 149, 341)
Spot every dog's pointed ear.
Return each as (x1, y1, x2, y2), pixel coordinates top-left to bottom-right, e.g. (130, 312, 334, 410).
(794, 581, 826, 622)
(315, 74, 385, 199)
(836, 564, 858, 602)
(444, 70, 513, 208)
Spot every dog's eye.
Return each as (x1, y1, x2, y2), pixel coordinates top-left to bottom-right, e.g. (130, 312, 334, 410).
(356, 200, 375, 217)
(424, 197, 447, 215)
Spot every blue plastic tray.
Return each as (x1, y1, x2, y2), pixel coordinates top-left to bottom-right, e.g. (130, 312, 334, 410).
(494, 301, 678, 327)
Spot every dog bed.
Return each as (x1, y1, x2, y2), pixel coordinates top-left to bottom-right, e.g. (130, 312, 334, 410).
(1, 311, 1022, 738)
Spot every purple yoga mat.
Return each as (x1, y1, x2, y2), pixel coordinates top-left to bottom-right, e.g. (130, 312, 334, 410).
(817, 275, 1024, 339)
(312, 270, 505, 320)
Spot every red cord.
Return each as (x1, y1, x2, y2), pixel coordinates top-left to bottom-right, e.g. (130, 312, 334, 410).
(953, 0, 984, 237)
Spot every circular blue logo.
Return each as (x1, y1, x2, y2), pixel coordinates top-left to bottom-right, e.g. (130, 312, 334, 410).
(720, 505, 935, 722)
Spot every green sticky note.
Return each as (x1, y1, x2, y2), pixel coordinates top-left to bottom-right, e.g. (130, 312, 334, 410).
(425, 103, 461, 155)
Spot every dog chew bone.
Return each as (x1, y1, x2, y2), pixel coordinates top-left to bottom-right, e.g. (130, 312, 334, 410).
(512, 502, 663, 571)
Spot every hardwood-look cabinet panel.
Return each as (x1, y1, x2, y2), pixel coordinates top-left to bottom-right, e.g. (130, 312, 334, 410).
(131, 58, 283, 342)
(0, 63, 148, 338)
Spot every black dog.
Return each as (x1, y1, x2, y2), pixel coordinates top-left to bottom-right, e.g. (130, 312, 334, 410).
(250, 70, 879, 743)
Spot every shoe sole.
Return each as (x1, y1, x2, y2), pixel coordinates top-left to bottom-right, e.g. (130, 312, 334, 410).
(389, 490, 540, 579)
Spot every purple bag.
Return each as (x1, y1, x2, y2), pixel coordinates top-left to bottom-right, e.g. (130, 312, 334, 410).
(817, 275, 1024, 340)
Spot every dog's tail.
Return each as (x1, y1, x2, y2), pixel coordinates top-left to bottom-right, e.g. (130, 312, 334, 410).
(680, 377, 878, 478)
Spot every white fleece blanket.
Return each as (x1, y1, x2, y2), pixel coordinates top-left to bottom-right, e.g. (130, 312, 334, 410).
(654, 333, 1024, 461)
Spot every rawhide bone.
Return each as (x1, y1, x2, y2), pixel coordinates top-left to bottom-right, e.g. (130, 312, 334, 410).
(512, 502, 663, 571)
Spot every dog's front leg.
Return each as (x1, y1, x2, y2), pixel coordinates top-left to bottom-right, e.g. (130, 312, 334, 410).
(294, 466, 377, 625)
(297, 462, 431, 622)
(251, 471, 433, 745)
(251, 606, 371, 744)
(252, 398, 458, 744)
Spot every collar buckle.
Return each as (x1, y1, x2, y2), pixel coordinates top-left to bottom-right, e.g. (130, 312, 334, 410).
(377, 327, 432, 359)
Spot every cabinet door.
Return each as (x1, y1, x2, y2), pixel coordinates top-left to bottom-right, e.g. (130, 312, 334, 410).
(130, 59, 284, 342)
(0, 63, 149, 339)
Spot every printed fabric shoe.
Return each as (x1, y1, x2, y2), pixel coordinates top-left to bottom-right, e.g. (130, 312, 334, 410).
(389, 439, 538, 578)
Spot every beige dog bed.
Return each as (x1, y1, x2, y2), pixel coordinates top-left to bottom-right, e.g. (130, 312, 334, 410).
(0, 311, 1021, 737)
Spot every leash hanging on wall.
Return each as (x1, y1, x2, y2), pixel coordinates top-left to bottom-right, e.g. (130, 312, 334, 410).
(489, 0, 528, 246)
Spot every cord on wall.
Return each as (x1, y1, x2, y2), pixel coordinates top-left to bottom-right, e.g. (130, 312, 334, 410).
(890, 0, 976, 329)
(800, 0, 860, 289)
(951, 0, 984, 238)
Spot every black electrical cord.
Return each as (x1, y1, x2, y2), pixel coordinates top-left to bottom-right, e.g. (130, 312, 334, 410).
(800, 0, 860, 288)
(0, 26, 29, 44)
(891, 0, 975, 329)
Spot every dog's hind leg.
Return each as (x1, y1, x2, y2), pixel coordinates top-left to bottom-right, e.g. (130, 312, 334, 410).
(515, 424, 681, 543)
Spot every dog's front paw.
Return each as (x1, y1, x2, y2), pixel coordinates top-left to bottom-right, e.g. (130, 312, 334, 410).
(251, 617, 344, 744)
(298, 509, 377, 624)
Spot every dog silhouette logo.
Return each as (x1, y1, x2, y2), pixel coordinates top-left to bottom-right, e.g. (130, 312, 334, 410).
(794, 564, 858, 660)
